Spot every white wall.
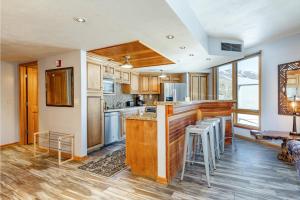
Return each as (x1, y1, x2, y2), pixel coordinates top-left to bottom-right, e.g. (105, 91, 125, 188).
(0, 61, 19, 145)
(38, 50, 87, 156)
(246, 33, 300, 132)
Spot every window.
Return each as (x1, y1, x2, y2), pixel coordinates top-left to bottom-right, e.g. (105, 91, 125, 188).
(214, 53, 261, 129)
(217, 64, 233, 100)
(237, 56, 259, 110)
(236, 56, 260, 128)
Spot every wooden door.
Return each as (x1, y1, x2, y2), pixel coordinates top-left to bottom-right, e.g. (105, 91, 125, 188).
(149, 76, 160, 93)
(140, 75, 149, 93)
(87, 96, 104, 149)
(19, 62, 38, 144)
(200, 76, 207, 100)
(191, 75, 200, 100)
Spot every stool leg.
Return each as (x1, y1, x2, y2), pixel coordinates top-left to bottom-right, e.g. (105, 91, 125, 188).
(201, 132, 211, 187)
(221, 118, 225, 154)
(208, 126, 216, 170)
(181, 131, 189, 180)
(215, 124, 221, 159)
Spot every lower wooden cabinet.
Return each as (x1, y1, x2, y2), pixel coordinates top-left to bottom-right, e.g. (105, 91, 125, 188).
(190, 73, 208, 100)
(87, 96, 104, 151)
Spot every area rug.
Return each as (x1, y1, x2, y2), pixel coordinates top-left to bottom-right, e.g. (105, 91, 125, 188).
(78, 148, 126, 177)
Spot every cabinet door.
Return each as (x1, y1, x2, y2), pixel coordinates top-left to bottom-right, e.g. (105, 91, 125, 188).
(122, 71, 130, 84)
(200, 76, 207, 100)
(87, 62, 101, 92)
(191, 75, 200, 100)
(114, 69, 122, 83)
(149, 76, 160, 93)
(87, 96, 104, 149)
(140, 76, 149, 93)
(131, 73, 139, 93)
(104, 65, 114, 75)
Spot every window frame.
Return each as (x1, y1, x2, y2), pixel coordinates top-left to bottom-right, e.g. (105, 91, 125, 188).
(213, 52, 261, 130)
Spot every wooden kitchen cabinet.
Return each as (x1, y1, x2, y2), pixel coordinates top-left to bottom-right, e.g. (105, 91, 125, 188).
(140, 75, 150, 93)
(161, 73, 183, 83)
(122, 71, 131, 84)
(122, 72, 140, 94)
(87, 62, 102, 95)
(114, 69, 122, 83)
(149, 76, 160, 93)
(139, 74, 160, 94)
(104, 65, 114, 75)
(190, 73, 208, 100)
(87, 95, 104, 151)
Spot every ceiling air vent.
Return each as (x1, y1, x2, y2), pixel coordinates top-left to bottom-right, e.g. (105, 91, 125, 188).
(221, 42, 242, 52)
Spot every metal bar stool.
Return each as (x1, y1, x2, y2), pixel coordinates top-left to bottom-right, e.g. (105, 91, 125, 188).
(197, 119, 221, 160)
(217, 114, 234, 153)
(181, 124, 211, 187)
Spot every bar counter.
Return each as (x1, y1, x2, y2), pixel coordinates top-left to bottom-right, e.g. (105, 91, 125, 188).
(126, 100, 235, 184)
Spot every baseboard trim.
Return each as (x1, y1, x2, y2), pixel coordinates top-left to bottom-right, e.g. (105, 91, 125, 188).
(235, 134, 281, 149)
(156, 176, 168, 185)
(0, 142, 19, 148)
(74, 155, 88, 161)
(36, 146, 88, 161)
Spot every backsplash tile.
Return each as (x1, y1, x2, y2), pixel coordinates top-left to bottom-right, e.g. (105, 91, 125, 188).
(104, 83, 136, 109)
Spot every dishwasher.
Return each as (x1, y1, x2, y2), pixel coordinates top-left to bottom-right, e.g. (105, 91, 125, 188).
(104, 111, 121, 145)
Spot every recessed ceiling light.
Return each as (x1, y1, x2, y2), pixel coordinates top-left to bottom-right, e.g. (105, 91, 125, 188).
(73, 17, 87, 23)
(189, 53, 194, 57)
(166, 35, 175, 39)
(179, 46, 186, 50)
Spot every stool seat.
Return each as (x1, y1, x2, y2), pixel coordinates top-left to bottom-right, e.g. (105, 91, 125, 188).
(197, 120, 221, 160)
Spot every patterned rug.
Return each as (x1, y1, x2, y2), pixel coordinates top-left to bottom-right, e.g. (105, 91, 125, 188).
(78, 148, 126, 177)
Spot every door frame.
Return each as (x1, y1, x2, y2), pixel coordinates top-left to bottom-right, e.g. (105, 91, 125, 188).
(19, 61, 39, 145)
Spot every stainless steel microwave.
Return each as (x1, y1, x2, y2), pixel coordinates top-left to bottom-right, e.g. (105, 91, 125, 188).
(103, 78, 116, 94)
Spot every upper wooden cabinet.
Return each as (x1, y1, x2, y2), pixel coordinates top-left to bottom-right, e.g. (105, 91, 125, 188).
(104, 65, 114, 76)
(139, 74, 160, 94)
(122, 72, 140, 94)
(190, 73, 208, 101)
(87, 62, 102, 94)
(122, 71, 131, 84)
(161, 74, 183, 83)
(114, 68, 130, 84)
(114, 69, 122, 82)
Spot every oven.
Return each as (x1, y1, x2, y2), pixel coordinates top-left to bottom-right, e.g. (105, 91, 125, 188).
(103, 77, 116, 94)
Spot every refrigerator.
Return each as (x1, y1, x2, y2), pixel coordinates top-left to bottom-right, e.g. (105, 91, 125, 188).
(159, 83, 187, 102)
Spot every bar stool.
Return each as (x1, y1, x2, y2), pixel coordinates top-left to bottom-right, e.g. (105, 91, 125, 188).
(216, 114, 234, 153)
(181, 124, 211, 187)
(197, 119, 221, 160)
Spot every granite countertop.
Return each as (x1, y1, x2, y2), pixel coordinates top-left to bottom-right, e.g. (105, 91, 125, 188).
(126, 113, 157, 121)
(104, 106, 145, 113)
(156, 100, 236, 106)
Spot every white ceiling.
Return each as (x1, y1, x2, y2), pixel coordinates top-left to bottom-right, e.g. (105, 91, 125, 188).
(1, 0, 300, 72)
(188, 0, 300, 48)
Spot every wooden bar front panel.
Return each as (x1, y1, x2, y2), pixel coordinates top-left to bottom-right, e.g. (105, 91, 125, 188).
(168, 111, 197, 180)
(126, 119, 157, 179)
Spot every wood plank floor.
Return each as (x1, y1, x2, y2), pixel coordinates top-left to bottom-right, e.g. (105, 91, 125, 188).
(1, 139, 299, 200)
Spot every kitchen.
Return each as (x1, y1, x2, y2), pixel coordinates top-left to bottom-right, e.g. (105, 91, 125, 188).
(86, 41, 209, 153)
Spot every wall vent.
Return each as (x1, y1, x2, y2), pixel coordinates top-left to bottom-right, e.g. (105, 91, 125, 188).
(221, 42, 242, 52)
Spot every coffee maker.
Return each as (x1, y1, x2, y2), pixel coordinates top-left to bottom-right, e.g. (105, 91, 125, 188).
(136, 95, 145, 106)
